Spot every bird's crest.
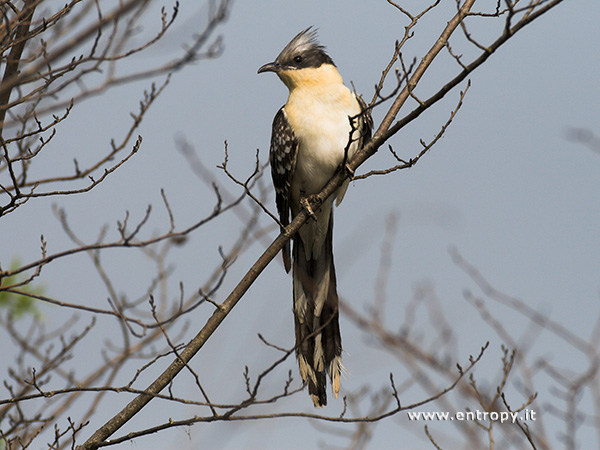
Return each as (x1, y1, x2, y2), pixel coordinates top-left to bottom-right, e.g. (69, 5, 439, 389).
(276, 27, 335, 69)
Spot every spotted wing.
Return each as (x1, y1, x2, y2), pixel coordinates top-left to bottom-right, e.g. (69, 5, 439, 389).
(269, 107, 298, 272)
(356, 95, 373, 147)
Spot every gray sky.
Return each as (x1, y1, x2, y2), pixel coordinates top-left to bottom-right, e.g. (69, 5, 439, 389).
(2, 1, 599, 449)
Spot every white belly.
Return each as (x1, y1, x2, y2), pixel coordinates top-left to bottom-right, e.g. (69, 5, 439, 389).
(285, 86, 362, 202)
(283, 84, 362, 259)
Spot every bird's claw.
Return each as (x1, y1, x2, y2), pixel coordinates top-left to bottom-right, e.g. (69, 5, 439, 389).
(300, 196, 318, 221)
(344, 162, 355, 179)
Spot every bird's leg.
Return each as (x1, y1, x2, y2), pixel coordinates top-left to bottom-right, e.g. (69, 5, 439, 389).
(300, 192, 319, 221)
(342, 159, 355, 179)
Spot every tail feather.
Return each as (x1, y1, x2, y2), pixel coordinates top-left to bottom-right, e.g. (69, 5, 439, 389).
(293, 213, 342, 407)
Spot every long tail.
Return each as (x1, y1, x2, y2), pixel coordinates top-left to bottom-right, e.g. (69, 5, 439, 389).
(292, 213, 342, 407)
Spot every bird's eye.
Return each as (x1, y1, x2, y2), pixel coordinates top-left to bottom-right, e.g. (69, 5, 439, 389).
(293, 55, 303, 64)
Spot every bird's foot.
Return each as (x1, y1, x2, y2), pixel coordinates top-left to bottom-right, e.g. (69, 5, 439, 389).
(343, 162, 355, 179)
(300, 195, 319, 221)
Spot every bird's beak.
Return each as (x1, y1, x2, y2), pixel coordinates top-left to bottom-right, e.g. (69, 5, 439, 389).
(257, 62, 280, 74)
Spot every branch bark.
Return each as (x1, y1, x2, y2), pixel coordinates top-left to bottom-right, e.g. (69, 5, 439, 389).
(0, 0, 36, 135)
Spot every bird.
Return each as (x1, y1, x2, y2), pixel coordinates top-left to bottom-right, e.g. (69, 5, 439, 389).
(258, 27, 372, 407)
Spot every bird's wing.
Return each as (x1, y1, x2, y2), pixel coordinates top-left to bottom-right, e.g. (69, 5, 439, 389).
(356, 94, 373, 146)
(269, 107, 298, 273)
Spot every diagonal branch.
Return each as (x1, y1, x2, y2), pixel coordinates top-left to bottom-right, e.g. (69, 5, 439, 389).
(0, 0, 36, 135)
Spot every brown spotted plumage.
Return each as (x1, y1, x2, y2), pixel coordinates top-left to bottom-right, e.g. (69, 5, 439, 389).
(269, 108, 298, 272)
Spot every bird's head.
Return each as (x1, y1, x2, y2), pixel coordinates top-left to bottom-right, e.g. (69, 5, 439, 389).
(258, 27, 340, 90)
